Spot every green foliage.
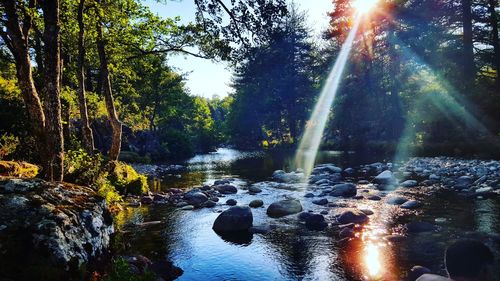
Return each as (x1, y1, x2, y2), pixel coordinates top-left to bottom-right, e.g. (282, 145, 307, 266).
(0, 134, 19, 160)
(0, 161, 39, 178)
(94, 174, 123, 207)
(64, 149, 104, 185)
(108, 161, 148, 195)
(101, 258, 156, 281)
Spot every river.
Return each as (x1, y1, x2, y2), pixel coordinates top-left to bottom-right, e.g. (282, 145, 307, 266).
(114, 148, 500, 281)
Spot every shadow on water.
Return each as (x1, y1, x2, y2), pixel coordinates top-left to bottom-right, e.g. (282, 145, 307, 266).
(115, 148, 500, 280)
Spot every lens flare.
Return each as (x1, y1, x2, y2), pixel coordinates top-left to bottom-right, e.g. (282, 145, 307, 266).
(364, 242, 382, 277)
(352, 0, 378, 14)
(294, 15, 362, 177)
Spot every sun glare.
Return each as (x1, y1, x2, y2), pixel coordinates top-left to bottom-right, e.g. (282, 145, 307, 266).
(352, 0, 378, 14)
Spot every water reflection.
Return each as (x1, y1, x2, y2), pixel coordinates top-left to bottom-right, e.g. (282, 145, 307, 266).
(364, 242, 381, 278)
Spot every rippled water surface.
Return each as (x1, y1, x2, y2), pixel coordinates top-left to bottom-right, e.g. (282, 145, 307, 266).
(115, 149, 500, 281)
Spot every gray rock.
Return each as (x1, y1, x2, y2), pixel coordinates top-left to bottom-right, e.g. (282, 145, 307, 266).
(212, 206, 253, 232)
(400, 200, 421, 209)
(455, 175, 473, 189)
(330, 183, 357, 197)
(184, 192, 208, 207)
(180, 205, 194, 210)
(304, 193, 315, 198)
(374, 170, 397, 186)
(204, 200, 216, 208)
(215, 184, 238, 194)
(360, 209, 374, 215)
(339, 227, 355, 238)
(400, 180, 418, 187)
(475, 187, 493, 194)
(226, 199, 237, 206)
(408, 266, 432, 281)
(337, 209, 369, 224)
(248, 185, 262, 193)
(298, 212, 314, 221)
(312, 198, 328, 205)
(249, 199, 264, 208)
(267, 199, 303, 218)
(386, 196, 408, 205)
(368, 195, 382, 201)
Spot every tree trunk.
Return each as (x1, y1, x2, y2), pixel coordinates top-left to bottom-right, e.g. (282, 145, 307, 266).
(0, 0, 49, 173)
(96, 18, 122, 161)
(462, 0, 475, 91)
(77, 0, 95, 154)
(41, 0, 64, 181)
(488, 0, 500, 87)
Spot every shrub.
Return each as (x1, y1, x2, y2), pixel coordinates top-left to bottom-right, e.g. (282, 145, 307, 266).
(0, 161, 38, 178)
(107, 161, 149, 195)
(94, 174, 123, 207)
(0, 133, 19, 160)
(64, 149, 104, 185)
(101, 258, 156, 281)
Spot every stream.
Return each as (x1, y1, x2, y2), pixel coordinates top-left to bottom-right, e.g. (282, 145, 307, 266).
(114, 148, 500, 281)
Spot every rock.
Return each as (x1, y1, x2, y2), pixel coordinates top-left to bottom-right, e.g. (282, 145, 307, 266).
(434, 217, 447, 224)
(267, 199, 303, 218)
(226, 199, 237, 206)
(373, 170, 397, 186)
(214, 179, 231, 185)
(386, 196, 408, 205)
(149, 260, 184, 281)
(405, 221, 436, 233)
(320, 210, 329, 215)
(339, 227, 355, 238)
(298, 212, 314, 221)
(184, 192, 208, 207)
(0, 178, 113, 279)
(337, 209, 369, 224)
(272, 170, 304, 183)
(400, 200, 421, 209)
(367, 195, 382, 201)
(344, 168, 355, 175)
(248, 185, 262, 193)
(215, 184, 238, 194)
(180, 205, 194, 210)
(400, 180, 418, 187)
(358, 180, 370, 184)
(249, 199, 263, 208)
(305, 214, 328, 230)
(455, 175, 473, 189)
(360, 209, 374, 215)
(141, 195, 154, 204)
(330, 183, 357, 197)
(312, 198, 328, 205)
(475, 187, 493, 194)
(304, 193, 315, 198)
(175, 201, 188, 208)
(204, 200, 216, 208)
(429, 174, 440, 180)
(408, 266, 431, 281)
(212, 206, 253, 232)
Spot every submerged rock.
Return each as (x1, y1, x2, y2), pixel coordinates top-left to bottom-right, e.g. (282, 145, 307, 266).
(212, 206, 253, 232)
(0, 178, 113, 280)
(267, 199, 303, 218)
(305, 214, 328, 230)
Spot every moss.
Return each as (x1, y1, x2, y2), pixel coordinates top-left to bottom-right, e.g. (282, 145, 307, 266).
(107, 161, 149, 195)
(0, 160, 38, 178)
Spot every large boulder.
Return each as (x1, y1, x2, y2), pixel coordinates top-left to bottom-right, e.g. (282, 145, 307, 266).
(267, 199, 303, 218)
(330, 183, 357, 197)
(0, 178, 114, 280)
(212, 206, 253, 232)
(337, 209, 369, 224)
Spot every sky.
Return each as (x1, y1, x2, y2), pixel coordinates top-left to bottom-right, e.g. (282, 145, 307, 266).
(143, 0, 334, 99)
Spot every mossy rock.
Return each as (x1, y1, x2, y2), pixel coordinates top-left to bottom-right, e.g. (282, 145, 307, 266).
(108, 161, 148, 195)
(0, 161, 38, 178)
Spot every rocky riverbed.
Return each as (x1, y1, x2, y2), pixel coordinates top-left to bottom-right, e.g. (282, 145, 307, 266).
(117, 156, 499, 280)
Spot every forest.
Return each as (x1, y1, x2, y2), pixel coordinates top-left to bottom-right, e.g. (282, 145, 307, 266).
(0, 0, 499, 280)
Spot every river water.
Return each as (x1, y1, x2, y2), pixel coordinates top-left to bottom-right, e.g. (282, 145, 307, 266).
(114, 148, 500, 281)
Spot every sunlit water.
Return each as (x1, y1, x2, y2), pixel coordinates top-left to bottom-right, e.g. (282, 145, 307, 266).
(115, 149, 500, 281)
